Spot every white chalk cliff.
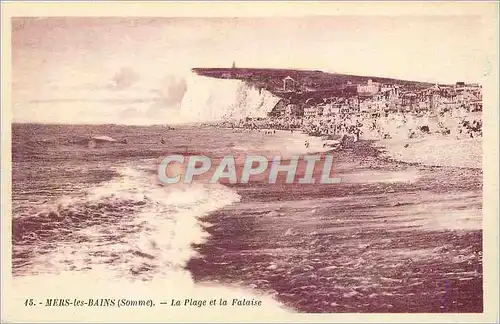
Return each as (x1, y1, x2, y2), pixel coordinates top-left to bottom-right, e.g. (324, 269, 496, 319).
(180, 73, 281, 122)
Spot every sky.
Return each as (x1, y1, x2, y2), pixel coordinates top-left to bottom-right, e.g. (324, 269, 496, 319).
(11, 16, 489, 124)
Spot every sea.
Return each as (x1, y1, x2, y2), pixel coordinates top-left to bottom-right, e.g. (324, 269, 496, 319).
(11, 123, 483, 314)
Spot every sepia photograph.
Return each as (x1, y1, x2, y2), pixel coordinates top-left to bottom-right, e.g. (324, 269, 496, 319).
(2, 2, 499, 323)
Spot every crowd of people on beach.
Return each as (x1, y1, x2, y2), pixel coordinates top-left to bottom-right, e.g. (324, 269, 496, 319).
(211, 104, 482, 151)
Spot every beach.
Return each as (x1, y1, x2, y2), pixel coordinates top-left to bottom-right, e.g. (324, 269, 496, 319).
(187, 133, 482, 313)
(378, 137, 482, 169)
(10, 123, 482, 318)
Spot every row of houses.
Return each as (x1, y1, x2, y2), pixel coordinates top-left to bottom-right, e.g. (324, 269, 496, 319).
(395, 83, 482, 113)
(268, 79, 482, 119)
(269, 96, 360, 119)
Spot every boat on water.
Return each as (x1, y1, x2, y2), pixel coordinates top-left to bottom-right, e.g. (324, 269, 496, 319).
(91, 135, 119, 142)
(87, 136, 128, 148)
(68, 135, 127, 148)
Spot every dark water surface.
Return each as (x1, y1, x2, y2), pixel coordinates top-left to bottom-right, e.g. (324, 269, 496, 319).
(12, 123, 482, 313)
(187, 142, 483, 313)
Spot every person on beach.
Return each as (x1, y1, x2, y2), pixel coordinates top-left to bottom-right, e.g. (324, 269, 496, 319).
(354, 127, 361, 142)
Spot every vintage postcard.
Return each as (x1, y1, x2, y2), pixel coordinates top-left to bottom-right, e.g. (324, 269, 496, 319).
(1, 2, 499, 323)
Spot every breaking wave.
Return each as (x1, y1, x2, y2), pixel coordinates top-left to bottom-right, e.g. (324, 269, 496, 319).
(13, 164, 241, 279)
(10, 163, 290, 320)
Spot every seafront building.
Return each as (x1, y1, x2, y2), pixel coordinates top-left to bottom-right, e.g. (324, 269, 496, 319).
(269, 78, 482, 120)
(249, 77, 483, 142)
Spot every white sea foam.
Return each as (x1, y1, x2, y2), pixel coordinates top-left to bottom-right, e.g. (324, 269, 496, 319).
(27, 165, 241, 276)
(10, 164, 291, 321)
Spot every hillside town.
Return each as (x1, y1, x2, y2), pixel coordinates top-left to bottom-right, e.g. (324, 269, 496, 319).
(230, 75, 483, 146)
(268, 77, 482, 118)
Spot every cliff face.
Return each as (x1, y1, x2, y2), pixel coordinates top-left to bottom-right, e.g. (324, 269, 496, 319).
(180, 73, 281, 122)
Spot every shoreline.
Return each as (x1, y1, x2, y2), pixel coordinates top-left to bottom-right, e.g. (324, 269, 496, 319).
(186, 132, 483, 313)
(9, 123, 483, 316)
(376, 137, 482, 169)
(218, 120, 482, 170)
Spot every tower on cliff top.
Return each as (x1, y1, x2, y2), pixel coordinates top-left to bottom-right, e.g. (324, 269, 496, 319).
(232, 61, 236, 69)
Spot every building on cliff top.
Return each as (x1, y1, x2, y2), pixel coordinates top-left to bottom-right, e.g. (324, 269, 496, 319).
(282, 76, 298, 92)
